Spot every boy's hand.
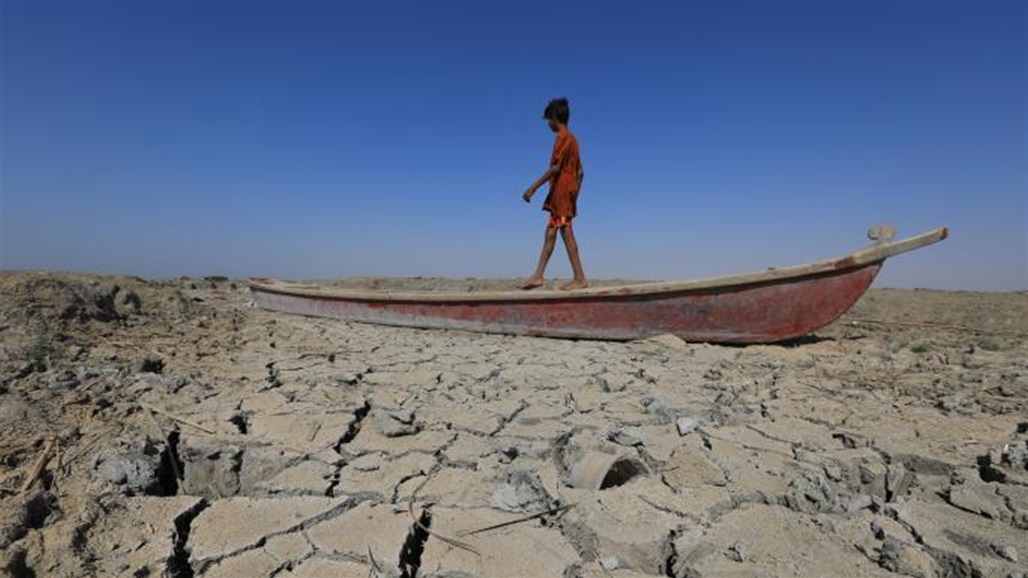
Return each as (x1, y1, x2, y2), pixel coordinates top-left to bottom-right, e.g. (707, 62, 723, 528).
(522, 189, 534, 203)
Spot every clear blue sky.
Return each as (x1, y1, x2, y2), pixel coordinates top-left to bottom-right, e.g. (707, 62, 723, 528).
(2, 1, 1025, 290)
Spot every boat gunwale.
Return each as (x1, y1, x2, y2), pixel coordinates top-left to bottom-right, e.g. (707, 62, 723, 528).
(247, 226, 947, 303)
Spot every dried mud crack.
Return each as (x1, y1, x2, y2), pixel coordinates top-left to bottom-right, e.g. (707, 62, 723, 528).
(1, 273, 1025, 577)
(398, 508, 432, 578)
(166, 498, 209, 578)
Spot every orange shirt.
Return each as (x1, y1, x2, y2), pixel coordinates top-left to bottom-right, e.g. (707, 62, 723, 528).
(542, 130, 582, 219)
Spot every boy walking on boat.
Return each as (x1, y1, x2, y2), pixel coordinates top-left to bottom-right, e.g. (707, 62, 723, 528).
(521, 97, 588, 290)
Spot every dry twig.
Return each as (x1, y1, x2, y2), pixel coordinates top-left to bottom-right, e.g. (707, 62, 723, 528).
(810, 355, 828, 391)
(407, 472, 479, 555)
(457, 503, 576, 537)
(19, 437, 56, 494)
(60, 425, 119, 471)
(145, 407, 182, 484)
(367, 545, 381, 578)
(308, 421, 322, 442)
(51, 438, 63, 488)
(0, 439, 41, 462)
(141, 402, 214, 434)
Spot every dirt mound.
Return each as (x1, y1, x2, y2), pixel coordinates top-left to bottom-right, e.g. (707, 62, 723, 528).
(0, 271, 204, 326)
(0, 272, 216, 377)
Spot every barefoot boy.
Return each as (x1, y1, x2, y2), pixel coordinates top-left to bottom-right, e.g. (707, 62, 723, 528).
(521, 97, 588, 290)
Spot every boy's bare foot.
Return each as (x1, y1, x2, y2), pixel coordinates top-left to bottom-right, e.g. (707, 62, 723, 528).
(559, 279, 589, 291)
(519, 278, 544, 290)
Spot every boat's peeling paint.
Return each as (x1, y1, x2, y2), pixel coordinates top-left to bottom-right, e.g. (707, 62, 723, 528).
(250, 263, 882, 343)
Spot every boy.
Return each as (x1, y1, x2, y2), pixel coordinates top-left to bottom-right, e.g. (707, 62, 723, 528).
(520, 97, 588, 290)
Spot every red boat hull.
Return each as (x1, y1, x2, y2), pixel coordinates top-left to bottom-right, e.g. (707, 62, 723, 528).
(250, 263, 880, 343)
(250, 228, 948, 343)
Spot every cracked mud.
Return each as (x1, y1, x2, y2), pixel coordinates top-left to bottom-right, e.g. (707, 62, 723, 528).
(1, 272, 1026, 577)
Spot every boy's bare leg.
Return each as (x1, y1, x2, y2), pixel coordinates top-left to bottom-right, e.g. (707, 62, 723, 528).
(559, 223, 588, 290)
(521, 224, 558, 289)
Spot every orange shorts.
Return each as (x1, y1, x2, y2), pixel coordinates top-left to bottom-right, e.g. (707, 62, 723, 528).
(548, 215, 573, 228)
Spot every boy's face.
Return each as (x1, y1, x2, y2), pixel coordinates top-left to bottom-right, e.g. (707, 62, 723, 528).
(546, 117, 560, 132)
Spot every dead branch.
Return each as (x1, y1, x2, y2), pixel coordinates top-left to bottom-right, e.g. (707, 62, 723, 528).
(19, 437, 56, 494)
(145, 407, 182, 484)
(367, 545, 381, 578)
(140, 402, 215, 434)
(0, 439, 42, 462)
(60, 425, 119, 471)
(457, 503, 576, 537)
(407, 471, 479, 555)
(308, 422, 322, 442)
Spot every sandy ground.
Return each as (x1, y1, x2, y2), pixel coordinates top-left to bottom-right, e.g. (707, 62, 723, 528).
(0, 271, 1025, 578)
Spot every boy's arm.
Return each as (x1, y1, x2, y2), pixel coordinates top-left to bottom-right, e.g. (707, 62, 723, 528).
(522, 164, 560, 202)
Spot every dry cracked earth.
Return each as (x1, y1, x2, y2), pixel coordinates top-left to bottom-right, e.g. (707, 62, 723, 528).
(0, 271, 1026, 578)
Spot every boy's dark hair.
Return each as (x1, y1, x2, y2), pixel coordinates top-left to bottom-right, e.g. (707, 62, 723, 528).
(543, 98, 571, 124)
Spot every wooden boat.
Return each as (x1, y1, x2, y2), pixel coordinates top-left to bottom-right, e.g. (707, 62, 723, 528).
(248, 226, 947, 344)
